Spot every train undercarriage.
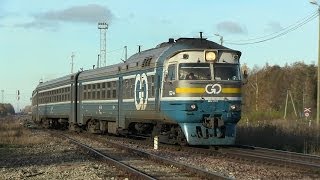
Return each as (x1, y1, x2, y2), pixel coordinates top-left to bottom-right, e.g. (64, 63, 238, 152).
(36, 117, 188, 145)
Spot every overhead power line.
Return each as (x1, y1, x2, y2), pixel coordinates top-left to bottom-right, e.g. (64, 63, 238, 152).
(225, 10, 318, 43)
(224, 10, 318, 45)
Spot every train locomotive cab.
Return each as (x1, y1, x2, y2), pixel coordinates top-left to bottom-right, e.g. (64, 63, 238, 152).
(161, 48, 242, 145)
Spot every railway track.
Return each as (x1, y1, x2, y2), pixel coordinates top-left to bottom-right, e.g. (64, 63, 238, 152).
(216, 146, 320, 171)
(94, 134, 320, 172)
(21, 117, 319, 179)
(58, 132, 230, 180)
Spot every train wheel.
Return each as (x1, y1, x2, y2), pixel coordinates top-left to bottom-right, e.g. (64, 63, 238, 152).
(176, 127, 187, 146)
(87, 119, 100, 133)
(41, 119, 50, 129)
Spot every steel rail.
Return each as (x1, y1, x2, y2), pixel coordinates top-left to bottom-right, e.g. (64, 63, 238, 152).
(59, 134, 156, 180)
(85, 133, 320, 172)
(101, 139, 230, 180)
(253, 146, 320, 163)
(214, 146, 320, 171)
(87, 133, 231, 179)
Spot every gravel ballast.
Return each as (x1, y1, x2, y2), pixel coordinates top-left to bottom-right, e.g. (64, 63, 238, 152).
(0, 128, 127, 180)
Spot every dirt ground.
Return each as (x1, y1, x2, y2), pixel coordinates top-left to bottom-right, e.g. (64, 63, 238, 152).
(0, 116, 127, 180)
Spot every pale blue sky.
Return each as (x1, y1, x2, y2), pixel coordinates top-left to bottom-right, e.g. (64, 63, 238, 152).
(0, 0, 318, 111)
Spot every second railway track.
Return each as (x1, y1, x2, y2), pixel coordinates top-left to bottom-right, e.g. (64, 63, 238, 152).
(91, 133, 320, 173)
(217, 146, 320, 171)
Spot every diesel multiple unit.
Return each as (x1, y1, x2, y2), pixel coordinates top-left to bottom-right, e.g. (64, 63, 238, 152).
(32, 38, 243, 145)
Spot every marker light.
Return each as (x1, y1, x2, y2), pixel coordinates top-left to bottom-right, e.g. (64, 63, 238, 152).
(204, 51, 217, 61)
(182, 53, 189, 59)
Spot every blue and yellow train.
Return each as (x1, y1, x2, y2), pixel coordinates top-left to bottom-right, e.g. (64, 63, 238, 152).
(31, 37, 245, 145)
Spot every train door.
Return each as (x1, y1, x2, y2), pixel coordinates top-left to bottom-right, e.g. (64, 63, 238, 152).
(77, 82, 81, 124)
(117, 76, 124, 128)
(155, 74, 161, 112)
(70, 72, 81, 129)
(70, 81, 76, 125)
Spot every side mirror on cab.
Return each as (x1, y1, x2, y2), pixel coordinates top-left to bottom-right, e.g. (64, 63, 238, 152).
(242, 70, 248, 84)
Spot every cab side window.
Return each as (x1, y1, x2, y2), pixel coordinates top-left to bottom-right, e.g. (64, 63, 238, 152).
(167, 64, 176, 81)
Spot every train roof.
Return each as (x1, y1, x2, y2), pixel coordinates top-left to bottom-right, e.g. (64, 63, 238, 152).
(174, 38, 233, 50)
(78, 38, 241, 80)
(35, 74, 73, 91)
(78, 43, 172, 80)
(33, 38, 242, 87)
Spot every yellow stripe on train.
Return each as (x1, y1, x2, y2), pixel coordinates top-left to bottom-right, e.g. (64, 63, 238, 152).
(222, 88, 241, 94)
(175, 87, 241, 94)
(175, 87, 205, 94)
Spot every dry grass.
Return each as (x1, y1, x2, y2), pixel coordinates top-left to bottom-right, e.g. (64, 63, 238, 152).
(236, 119, 320, 155)
(0, 116, 44, 146)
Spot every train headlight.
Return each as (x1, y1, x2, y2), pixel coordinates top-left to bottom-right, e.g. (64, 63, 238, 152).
(186, 104, 198, 111)
(204, 50, 217, 61)
(229, 104, 240, 111)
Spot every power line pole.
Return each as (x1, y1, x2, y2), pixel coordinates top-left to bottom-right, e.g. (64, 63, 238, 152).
(1, 90, 3, 103)
(17, 90, 20, 114)
(284, 90, 298, 119)
(289, 90, 298, 118)
(284, 90, 289, 119)
(249, 74, 259, 111)
(124, 46, 127, 61)
(71, 52, 75, 74)
(317, 4, 320, 126)
(97, 54, 100, 68)
(98, 22, 108, 67)
(310, 0, 320, 126)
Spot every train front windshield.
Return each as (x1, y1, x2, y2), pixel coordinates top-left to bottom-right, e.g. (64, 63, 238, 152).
(214, 64, 240, 81)
(178, 63, 240, 81)
(179, 63, 211, 80)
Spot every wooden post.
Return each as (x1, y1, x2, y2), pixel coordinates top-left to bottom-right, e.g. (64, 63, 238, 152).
(284, 90, 289, 119)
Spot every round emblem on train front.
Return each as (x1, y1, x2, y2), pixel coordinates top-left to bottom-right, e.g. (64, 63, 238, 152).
(134, 73, 148, 110)
(205, 84, 222, 94)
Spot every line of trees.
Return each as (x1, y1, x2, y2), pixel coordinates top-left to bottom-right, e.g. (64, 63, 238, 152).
(0, 103, 15, 116)
(242, 62, 317, 120)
